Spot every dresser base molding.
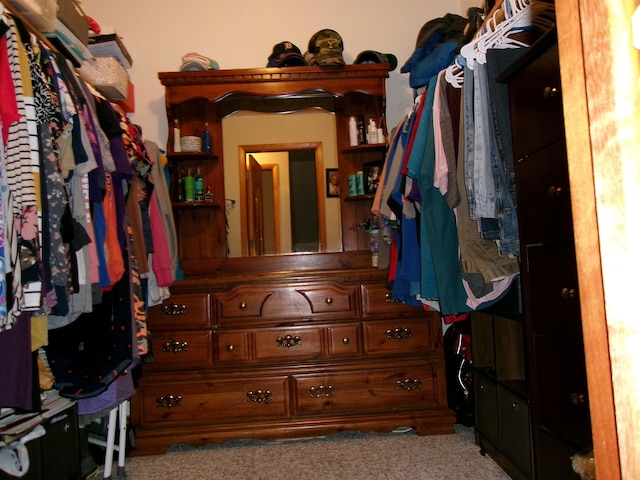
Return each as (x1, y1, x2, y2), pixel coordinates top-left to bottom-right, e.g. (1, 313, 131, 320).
(128, 409, 456, 456)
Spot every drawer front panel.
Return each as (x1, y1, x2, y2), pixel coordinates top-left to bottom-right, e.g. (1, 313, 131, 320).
(254, 326, 324, 362)
(364, 318, 435, 355)
(497, 385, 532, 477)
(148, 293, 212, 330)
(145, 331, 213, 370)
(508, 43, 564, 159)
(214, 282, 357, 324)
(326, 324, 360, 356)
(361, 283, 426, 318)
(216, 331, 251, 363)
(526, 242, 582, 340)
(293, 363, 441, 416)
(533, 336, 591, 448)
(515, 140, 573, 245)
(138, 376, 289, 425)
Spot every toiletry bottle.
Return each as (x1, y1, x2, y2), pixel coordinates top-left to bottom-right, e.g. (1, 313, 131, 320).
(356, 170, 365, 195)
(205, 185, 213, 202)
(173, 119, 181, 152)
(184, 168, 194, 202)
(194, 166, 204, 201)
(367, 119, 377, 144)
(348, 116, 358, 147)
(177, 169, 185, 202)
(357, 115, 365, 145)
(202, 122, 212, 153)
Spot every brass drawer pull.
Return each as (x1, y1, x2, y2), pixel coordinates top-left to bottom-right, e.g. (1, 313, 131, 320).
(548, 185, 563, 197)
(571, 392, 586, 405)
(247, 390, 272, 403)
(561, 287, 577, 299)
(160, 303, 187, 315)
(342, 337, 350, 345)
(396, 379, 422, 391)
(384, 292, 401, 303)
(156, 395, 182, 408)
(162, 341, 188, 353)
(543, 85, 559, 97)
(276, 335, 302, 348)
(325, 296, 333, 304)
(386, 327, 412, 340)
(239, 302, 247, 310)
(310, 385, 335, 398)
(226, 344, 235, 352)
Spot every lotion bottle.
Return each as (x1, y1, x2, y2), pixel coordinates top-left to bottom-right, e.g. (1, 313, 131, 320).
(202, 122, 212, 153)
(348, 116, 358, 146)
(173, 119, 181, 152)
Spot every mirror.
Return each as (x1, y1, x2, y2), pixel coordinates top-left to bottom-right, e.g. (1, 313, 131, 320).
(223, 109, 342, 257)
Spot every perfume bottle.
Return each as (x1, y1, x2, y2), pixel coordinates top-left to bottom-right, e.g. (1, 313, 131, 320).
(202, 122, 212, 154)
(173, 119, 181, 152)
(204, 184, 213, 202)
(194, 166, 204, 202)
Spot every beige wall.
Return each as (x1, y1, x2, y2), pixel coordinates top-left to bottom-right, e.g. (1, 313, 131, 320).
(80, 0, 470, 148)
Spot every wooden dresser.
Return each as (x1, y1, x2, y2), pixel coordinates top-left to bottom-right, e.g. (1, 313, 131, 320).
(130, 254, 455, 455)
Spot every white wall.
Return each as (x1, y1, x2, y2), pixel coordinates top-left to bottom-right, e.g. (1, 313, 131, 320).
(79, 0, 474, 148)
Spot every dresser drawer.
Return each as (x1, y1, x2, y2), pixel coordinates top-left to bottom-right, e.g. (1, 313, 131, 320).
(292, 362, 442, 416)
(148, 293, 212, 331)
(525, 242, 582, 340)
(144, 330, 213, 370)
(214, 281, 358, 325)
(532, 335, 591, 448)
(515, 140, 574, 245)
(361, 283, 426, 318)
(364, 318, 436, 355)
(508, 42, 564, 160)
(136, 375, 289, 425)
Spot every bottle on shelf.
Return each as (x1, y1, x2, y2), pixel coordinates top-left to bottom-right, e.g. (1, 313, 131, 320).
(194, 166, 204, 202)
(177, 169, 185, 202)
(357, 115, 365, 145)
(355, 170, 365, 196)
(348, 116, 358, 147)
(205, 184, 213, 202)
(173, 119, 181, 153)
(202, 122, 212, 154)
(367, 118, 377, 144)
(184, 168, 194, 202)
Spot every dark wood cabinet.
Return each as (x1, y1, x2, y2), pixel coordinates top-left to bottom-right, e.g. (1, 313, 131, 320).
(475, 28, 593, 479)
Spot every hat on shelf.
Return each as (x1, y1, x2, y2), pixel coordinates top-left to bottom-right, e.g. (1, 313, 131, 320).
(267, 41, 307, 67)
(305, 29, 345, 65)
(179, 52, 220, 71)
(354, 50, 398, 71)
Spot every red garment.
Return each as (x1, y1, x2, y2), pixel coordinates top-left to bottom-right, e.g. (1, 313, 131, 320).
(0, 36, 20, 146)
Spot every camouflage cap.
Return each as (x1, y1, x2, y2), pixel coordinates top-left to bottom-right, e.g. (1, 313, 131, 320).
(306, 29, 345, 65)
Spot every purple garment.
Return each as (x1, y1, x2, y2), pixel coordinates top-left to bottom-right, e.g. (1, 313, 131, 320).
(0, 313, 33, 410)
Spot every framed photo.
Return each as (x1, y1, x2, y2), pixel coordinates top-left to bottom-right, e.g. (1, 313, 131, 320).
(326, 168, 340, 197)
(364, 161, 384, 195)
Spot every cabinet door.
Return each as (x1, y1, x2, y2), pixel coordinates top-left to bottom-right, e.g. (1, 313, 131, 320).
(498, 386, 532, 478)
(41, 406, 80, 480)
(475, 372, 499, 448)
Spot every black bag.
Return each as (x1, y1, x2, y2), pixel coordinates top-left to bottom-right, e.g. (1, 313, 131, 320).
(443, 319, 474, 426)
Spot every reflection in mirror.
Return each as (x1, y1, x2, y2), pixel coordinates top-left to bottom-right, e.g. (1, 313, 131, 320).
(245, 150, 320, 256)
(223, 110, 342, 257)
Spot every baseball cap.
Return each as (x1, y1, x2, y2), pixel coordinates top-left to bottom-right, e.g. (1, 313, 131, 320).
(180, 52, 220, 71)
(354, 50, 398, 71)
(267, 41, 307, 67)
(306, 29, 345, 65)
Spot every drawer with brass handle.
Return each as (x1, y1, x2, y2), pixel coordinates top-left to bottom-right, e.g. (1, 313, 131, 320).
(148, 293, 212, 330)
(143, 330, 213, 370)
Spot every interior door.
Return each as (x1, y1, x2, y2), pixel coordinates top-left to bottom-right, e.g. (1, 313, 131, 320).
(246, 155, 264, 256)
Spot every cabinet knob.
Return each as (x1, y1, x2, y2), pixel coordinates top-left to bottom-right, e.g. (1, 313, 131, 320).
(239, 302, 247, 310)
(548, 185, 563, 197)
(226, 344, 235, 352)
(325, 296, 333, 305)
(571, 392, 586, 405)
(561, 287, 577, 299)
(342, 337, 350, 345)
(543, 86, 560, 97)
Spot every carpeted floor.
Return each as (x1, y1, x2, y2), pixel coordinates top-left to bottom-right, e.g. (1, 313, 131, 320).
(118, 425, 512, 480)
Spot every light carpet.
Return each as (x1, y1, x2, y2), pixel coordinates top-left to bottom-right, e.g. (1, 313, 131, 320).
(120, 425, 512, 480)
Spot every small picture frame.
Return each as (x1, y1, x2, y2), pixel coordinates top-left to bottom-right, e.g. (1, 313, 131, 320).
(364, 161, 384, 195)
(326, 168, 340, 197)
